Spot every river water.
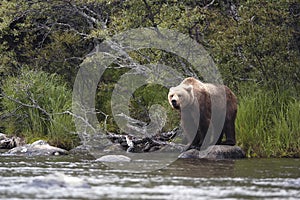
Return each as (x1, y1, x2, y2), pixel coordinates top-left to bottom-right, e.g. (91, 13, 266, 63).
(0, 155, 299, 199)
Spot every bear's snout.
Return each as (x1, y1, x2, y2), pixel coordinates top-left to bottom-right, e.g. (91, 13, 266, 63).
(171, 99, 177, 106)
(171, 99, 180, 109)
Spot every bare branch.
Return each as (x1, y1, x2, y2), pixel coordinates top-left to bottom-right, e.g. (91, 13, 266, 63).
(1, 92, 51, 119)
(203, 0, 215, 9)
(59, 110, 97, 133)
(0, 92, 110, 135)
(68, 2, 108, 29)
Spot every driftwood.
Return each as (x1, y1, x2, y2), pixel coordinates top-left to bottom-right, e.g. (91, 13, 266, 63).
(0, 133, 25, 149)
(106, 128, 182, 153)
(4, 140, 68, 156)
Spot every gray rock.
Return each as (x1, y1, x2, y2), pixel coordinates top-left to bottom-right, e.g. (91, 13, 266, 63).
(178, 145, 245, 160)
(96, 154, 131, 162)
(4, 140, 68, 156)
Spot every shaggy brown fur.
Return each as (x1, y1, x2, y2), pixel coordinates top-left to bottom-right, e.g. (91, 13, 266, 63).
(168, 77, 237, 149)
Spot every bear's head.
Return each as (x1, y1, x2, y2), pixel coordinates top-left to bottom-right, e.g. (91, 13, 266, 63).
(168, 84, 194, 110)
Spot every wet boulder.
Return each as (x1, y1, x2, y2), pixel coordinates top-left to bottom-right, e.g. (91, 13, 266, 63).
(178, 145, 246, 160)
(4, 140, 68, 156)
(96, 154, 131, 162)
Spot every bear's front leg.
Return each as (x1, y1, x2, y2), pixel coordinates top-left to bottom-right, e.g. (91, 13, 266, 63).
(181, 107, 201, 150)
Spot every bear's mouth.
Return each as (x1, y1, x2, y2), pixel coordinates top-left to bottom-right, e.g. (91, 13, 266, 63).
(173, 105, 180, 110)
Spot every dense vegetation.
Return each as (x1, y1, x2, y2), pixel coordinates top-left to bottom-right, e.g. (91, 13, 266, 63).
(1, 68, 78, 149)
(0, 0, 299, 157)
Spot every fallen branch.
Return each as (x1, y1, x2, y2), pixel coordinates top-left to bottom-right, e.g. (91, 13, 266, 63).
(106, 127, 184, 153)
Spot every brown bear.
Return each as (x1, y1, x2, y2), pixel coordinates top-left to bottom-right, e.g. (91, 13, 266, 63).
(168, 77, 237, 149)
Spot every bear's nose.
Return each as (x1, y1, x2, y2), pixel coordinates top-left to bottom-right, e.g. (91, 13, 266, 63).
(171, 100, 177, 106)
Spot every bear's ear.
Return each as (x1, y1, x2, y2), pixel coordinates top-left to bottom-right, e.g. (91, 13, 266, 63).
(185, 85, 193, 92)
(169, 87, 175, 92)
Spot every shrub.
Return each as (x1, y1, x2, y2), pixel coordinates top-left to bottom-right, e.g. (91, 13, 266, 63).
(0, 68, 78, 149)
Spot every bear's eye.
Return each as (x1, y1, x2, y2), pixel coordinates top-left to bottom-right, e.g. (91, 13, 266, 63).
(178, 94, 182, 97)
(170, 94, 174, 98)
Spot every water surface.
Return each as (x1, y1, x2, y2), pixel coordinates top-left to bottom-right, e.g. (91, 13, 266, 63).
(0, 155, 299, 199)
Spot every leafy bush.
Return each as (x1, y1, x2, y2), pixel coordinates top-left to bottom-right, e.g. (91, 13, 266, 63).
(0, 68, 78, 149)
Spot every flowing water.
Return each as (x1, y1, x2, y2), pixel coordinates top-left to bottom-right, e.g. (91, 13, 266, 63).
(0, 155, 299, 199)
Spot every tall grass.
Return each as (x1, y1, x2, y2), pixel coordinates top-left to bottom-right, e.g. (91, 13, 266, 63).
(0, 69, 78, 150)
(236, 86, 300, 158)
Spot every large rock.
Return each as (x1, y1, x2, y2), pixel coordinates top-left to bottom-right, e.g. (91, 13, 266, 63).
(4, 140, 68, 156)
(96, 154, 131, 162)
(178, 145, 245, 160)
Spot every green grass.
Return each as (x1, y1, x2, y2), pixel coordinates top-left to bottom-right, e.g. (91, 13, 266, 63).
(236, 86, 300, 158)
(0, 68, 79, 150)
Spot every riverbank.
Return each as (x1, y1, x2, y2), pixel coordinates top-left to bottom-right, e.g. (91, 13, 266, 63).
(0, 133, 246, 160)
(1, 77, 299, 158)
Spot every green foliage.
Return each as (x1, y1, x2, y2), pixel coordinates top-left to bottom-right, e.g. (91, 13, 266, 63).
(96, 68, 130, 132)
(130, 84, 180, 132)
(1, 1, 299, 89)
(236, 85, 300, 158)
(0, 69, 78, 149)
(206, 1, 299, 90)
(96, 68, 180, 133)
(106, 0, 299, 90)
(0, 0, 93, 82)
